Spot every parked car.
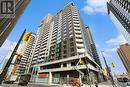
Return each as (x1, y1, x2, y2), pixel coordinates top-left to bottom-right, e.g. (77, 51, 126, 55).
(3, 81, 15, 84)
(18, 80, 28, 86)
(126, 82, 130, 87)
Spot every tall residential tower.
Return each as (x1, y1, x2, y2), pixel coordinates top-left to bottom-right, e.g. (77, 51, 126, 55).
(83, 27, 101, 67)
(26, 3, 101, 84)
(107, 0, 130, 44)
(117, 43, 130, 74)
(0, 0, 30, 47)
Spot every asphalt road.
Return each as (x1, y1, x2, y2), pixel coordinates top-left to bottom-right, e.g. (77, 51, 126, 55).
(0, 83, 51, 87)
(0, 81, 123, 87)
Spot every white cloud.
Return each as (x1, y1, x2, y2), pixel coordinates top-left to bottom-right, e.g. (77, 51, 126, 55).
(106, 34, 127, 46)
(98, 34, 127, 73)
(0, 40, 15, 65)
(82, 0, 108, 15)
(103, 34, 127, 56)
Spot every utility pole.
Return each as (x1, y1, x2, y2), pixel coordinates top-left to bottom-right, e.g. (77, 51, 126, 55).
(0, 29, 26, 84)
(101, 51, 116, 87)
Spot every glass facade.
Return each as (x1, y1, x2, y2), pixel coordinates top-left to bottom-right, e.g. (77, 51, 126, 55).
(107, 0, 130, 44)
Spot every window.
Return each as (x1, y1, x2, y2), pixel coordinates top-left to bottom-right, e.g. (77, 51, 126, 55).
(71, 62, 76, 66)
(71, 53, 75, 56)
(57, 44, 60, 48)
(63, 63, 67, 67)
(77, 42, 83, 44)
(63, 41, 67, 44)
(74, 22, 79, 24)
(63, 45, 66, 48)
(70, 48, 74, 52)
(63, 55, 67, 58)
(70, 38, 73, 41)
(56, 53, 60, 57)
(70, 43, 74, 46)
(76, 37, 82, 39)
(75, 29, 80, 31)
(75, 33, 81, 35)
(64, 50, 67, 54)
(74, 25, 80, 27)
(56, 48, 59, 52)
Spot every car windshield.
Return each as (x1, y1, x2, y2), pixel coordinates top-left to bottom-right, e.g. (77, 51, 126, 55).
(127, 82, 130, 86)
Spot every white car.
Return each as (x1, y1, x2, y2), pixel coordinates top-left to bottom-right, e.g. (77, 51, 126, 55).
(126, 82, 130, 87)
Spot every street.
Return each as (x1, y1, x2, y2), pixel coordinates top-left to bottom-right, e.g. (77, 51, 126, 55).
(0, 81, 123, 87)
(0, 83, 50, 87)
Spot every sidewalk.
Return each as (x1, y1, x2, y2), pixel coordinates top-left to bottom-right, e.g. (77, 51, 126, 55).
(23, 81, 122, 87)
(51, 81, 122, 87)
(56, 84, 114, 87)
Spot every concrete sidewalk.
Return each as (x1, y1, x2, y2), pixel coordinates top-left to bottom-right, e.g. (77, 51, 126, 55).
(56, 84, 114, 87)
(51, 81, 122, 87)
(22, 81, 122, 87)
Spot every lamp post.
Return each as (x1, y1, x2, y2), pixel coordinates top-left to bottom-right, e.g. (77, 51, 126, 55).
(101, 51, 116, 87)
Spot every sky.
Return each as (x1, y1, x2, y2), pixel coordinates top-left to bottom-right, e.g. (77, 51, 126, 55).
(0, 0, 127, 74)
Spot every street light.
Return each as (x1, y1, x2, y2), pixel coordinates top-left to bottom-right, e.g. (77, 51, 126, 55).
(101, 51, 117, 87)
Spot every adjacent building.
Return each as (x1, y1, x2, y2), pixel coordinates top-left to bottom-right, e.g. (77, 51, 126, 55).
(26, 3, 101, 84)
(5, 43, 26, 81)
(107, 0, 130, 44)
(1, 32, 35, 81)
(0, 43, 16, 76)
(0, 0, 30, 47)
(1, 42, 27, 80)
(117, 43, 130, 74)
(17, 33, 35, 75)
(84, 27, 101, 67)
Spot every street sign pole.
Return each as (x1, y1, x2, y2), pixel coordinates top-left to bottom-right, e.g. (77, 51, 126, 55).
(0, 29, 26, 84)
(101, 51, 117, 87)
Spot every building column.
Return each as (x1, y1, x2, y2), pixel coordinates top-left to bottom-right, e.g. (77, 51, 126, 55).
(61, 63, 63, 68)
(48, 72, 52, 85)
(35, 67, 39, 83)
(30, 67, 34, 82)
(67, 74, 69, 85)
(79, 73, 82, 85)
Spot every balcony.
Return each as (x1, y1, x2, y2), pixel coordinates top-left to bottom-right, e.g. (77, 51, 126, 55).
(75, 34, 82, 38)
(75, 31, 81, 34)
(76, 39, 83, 42)
(73, 23, 80, 26)
(74, 27, 80, 29)
(76, 43, 84, 47)
(77, 48, 85, 53)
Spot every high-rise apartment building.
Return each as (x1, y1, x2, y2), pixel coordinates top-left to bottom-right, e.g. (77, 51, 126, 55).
(1, 33, 35, 81)
(18, 33, 35, 75)
(4, 43, 26, 81)
(83, 27, 101, 67)
(107, 0, 130, 44)
(117, 43, 130, 74)
(0, 42, 26, 80)
(27, 3, 101, 84)
(0, 0, 30, 47)
(0, 43, 16, 75)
